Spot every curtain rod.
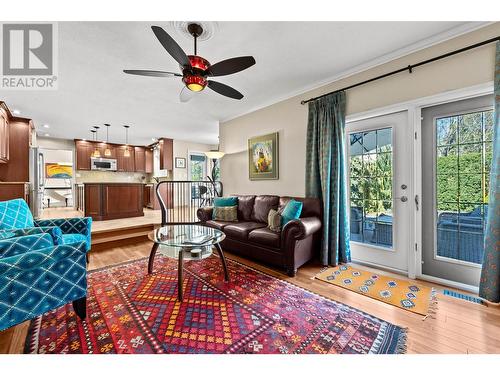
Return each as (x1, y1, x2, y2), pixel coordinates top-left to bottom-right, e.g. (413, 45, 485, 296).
(300, 36, 500, 105)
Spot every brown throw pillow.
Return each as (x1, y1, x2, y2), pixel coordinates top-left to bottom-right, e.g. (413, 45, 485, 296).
(268, 209, 282, 232)
(213, 205, 238, 222)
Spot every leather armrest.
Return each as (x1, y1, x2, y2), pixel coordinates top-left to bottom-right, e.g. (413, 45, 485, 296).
(281, 217, 322, 241)
(197, 207, 214, 222)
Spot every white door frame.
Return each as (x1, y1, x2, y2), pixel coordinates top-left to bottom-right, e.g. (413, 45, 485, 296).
(346, 81, 493, 290)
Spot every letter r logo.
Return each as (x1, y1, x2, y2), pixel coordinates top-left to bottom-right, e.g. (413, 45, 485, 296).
(2, 24, 53, 75)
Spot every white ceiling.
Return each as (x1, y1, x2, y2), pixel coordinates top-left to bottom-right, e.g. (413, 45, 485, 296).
(0, 21, 486, 145)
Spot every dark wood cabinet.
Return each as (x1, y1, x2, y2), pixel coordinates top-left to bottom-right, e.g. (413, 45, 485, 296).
(0, 117, 32, 182)
(116, 145, 135, 172)
(134, 147, 146, 172)
(159, 138, 173, 171)
(145, 148, 153, 173)
(144, 184, 153, 208)
(75, 141, 93, 170)
(0, 183, 30, 205)
(0, 105, 9, 163)
(83, 183, 143, 221)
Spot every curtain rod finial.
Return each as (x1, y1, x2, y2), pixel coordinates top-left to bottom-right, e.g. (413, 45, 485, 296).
(300, 100, 306, 105)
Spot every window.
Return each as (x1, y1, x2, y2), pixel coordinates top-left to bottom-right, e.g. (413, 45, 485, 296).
(435, 109, 494, 264)
(349, 128, 393, 248)
(189, 154, 207, 181)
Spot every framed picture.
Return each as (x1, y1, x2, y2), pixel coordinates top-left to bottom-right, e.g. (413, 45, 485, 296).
(45, 163, 73, 179)
(248, 132, 279, 180)
(175, 157, 186, 168)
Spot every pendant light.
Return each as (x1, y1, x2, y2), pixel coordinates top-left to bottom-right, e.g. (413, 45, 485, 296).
(90, 129, 97, 155)
(92, 126, 101, 158)
(104, 123, 112, 157)
(123, 125, 130, 157)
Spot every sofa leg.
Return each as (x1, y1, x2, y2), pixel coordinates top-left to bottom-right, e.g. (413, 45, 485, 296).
(72, 297, 86, 320)
(85, 253, 90, 264)
(286, 268, 297, 277)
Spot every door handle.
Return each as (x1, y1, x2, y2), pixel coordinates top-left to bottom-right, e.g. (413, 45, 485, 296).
(395, 196, 408, 202)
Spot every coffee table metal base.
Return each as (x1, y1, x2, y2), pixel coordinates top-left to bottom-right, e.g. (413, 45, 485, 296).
(148, 242, 230, 302)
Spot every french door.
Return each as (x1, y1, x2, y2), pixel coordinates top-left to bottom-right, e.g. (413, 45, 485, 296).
(420, 95, 493, 287)
(346, 111, 413, 272)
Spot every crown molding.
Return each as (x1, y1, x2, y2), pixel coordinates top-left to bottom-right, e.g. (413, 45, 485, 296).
(220, 21, 493, 125)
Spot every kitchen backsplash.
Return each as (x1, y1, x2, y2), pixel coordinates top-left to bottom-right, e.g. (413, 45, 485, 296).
(75, 171, 153, 184)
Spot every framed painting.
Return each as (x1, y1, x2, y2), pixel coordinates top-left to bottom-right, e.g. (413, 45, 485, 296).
(45, 163, 73, 179)
(175, 157, 186, 168)
(248, 132, 279, 180)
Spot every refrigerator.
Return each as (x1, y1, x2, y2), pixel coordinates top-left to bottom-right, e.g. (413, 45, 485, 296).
(29, 147, 44, 218)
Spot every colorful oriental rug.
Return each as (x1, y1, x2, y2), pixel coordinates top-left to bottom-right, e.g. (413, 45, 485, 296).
(316, 265, 436, 317)
(25, 257, 407, 354)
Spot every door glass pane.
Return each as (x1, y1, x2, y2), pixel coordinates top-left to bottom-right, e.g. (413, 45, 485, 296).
(349, 128, 393, 249)
(190, 154, 206, 181)
(435, 109, 493, 264)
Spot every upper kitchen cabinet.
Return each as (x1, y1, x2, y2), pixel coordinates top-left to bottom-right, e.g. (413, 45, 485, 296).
(0, 113, 33, 182)
(75, 140, 94, 170)
(116, 145, 135, 172)
(0, 104, 9, 163)
(145, 148, 153, 173)
(159, 138, 173, 171)
(134, 147, 146, 172)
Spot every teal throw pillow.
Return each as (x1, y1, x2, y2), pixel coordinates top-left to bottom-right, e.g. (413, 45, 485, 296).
(281, 199, 303, 226)
(213, 197, 239, 219)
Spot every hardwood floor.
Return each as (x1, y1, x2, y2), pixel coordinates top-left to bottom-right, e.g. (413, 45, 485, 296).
(1, 241, 499, 354)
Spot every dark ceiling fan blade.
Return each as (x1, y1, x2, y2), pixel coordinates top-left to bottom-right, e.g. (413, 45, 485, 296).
(151, 26, 191, 68)
(123, 70, 182, 77)
(206, 56, 256, 77)
(207, 80, 244, 100)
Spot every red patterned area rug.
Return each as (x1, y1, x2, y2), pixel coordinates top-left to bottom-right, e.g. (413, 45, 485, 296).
(24, 256, 407, 354)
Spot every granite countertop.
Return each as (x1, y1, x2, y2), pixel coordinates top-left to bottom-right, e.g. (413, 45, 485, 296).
(0, 181, 30, 184)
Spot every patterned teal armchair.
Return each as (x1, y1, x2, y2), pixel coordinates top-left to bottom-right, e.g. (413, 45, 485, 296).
(0, 233, 88, 331)
(0, 198, 92, 253)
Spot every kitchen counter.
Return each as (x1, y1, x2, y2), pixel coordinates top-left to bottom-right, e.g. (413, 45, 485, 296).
(79, 182, 144, 221)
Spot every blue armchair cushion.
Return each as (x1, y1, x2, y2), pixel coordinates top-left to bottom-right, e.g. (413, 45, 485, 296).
(0, 234, 88, 331)
(35, 217, 92, 251)
(0, 199, 34, 230)
(10, 226, 63, 245)
(61, 233, 87, 246)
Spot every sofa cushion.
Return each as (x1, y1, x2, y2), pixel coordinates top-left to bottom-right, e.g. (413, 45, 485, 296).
(0, 199, 34, 230)
(205, 220, 231, 231)
(248, 227, 281, 248)
(232, 195, 255, 221)
(280, 196, 321, 218)
(281, 199, 303, 226)
(224, 222, 267, 241)
(252, 195, 280, 223)
(61, 233, 87, 245)
(213, 206, 238, 222)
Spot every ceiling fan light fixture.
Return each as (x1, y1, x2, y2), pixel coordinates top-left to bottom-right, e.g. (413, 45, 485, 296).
(183, 74, 207, 92)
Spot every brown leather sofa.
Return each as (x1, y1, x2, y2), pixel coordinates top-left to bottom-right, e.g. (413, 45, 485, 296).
(197, 195, 322, 276)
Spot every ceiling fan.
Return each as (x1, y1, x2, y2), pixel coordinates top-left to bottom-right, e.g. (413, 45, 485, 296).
(124, 23, 256, 102)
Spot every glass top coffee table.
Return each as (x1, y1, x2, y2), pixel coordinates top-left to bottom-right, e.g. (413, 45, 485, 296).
(147, 224, 230, 301)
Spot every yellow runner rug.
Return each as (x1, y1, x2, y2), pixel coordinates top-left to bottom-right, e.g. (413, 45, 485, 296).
(316, 265, 436, 317)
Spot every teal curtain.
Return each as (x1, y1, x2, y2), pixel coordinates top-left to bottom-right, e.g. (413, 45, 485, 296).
(479, 41, 500, 303)
(305, 91, 351, 266)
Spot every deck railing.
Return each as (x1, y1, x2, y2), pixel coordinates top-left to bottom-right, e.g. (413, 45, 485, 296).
(155, 179, 223, 225)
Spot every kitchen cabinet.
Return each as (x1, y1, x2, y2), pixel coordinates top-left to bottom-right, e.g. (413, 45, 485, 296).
(0, 105, 9, 163)
(144, 184, 153, 208)
(134, 147, 146, 172)
(159, 138, 173, 171)
(75, 141, 94, 170)
(0, 182, 30, 205)
(145, 148, 153, 173)
(116, 145, 135, 172)
(0, 117, 33, 182)
(83, 183, 143, 221)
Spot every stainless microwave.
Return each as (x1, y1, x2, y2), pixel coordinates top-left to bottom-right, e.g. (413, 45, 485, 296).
(91, 157, 117, 171)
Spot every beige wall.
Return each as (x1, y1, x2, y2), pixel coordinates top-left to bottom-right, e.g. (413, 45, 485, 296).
(220, 23, 500, 197)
